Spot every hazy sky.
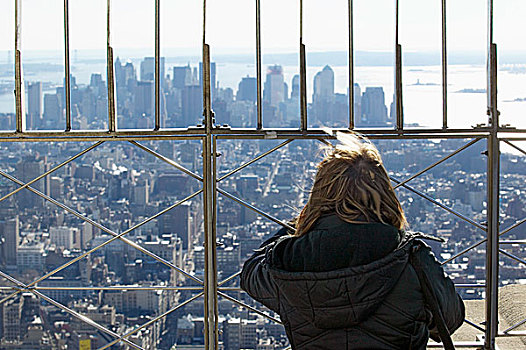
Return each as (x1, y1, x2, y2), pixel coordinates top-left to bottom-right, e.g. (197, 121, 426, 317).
(0, 0, 525, 54)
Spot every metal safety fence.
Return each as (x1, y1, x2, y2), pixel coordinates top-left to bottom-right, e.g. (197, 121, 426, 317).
(1, 0, 526, 349)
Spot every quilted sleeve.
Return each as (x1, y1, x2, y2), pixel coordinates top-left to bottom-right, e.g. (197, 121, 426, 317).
(240, 227, 289, 312)
(413, 240, 465, 341)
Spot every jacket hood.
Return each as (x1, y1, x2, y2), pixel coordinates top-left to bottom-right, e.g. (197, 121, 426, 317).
(266, 218, 411, 329)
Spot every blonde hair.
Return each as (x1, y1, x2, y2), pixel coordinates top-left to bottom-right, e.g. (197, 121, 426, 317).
(294, 133, 407, 236)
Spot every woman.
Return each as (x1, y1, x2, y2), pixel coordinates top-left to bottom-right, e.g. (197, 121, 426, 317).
(240, 133, 464, 349)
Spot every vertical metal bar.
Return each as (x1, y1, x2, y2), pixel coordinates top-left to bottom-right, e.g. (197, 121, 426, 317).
(14, 0, 25, 132)
(202, 0, 218, 342)
(64, 0, 72, 131)
(203, 44, 218, 350)
(256, 0, 263, 129)
(441, 0, 447, 129)
(154, 0, 161, 130)
(348, 0, 354, 129)
(395, 0, 403, 130)
(485, 42, 499, 350)
(106, 0, 117, 132)
(299, 0, 307, 130)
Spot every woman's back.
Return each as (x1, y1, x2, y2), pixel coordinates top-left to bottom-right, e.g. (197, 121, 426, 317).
(240, 134, 464, 349)
(242, 216, 431, 349)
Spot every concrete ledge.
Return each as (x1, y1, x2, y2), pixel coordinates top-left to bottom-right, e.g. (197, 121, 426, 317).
(427, 284, 526, 349)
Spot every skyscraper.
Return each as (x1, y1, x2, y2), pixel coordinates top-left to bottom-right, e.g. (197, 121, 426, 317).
(313, 65, 334, 103)
(361, 87, 388, 126)
(353, 83, 362, 124)
(27, 82, 42, 129)
(199, 62, 216, 99)
(182, 85, 202, 126)
(0, 217, 19, 268)
(140, 57, 165, 82)
(135, 81, 155, 117)
(290, 74, 300, 100)
(16, 155, 46, 209)
(173, 65, 193, 89)
(236, 76, 257, 103)
(263, 65, 285, 108)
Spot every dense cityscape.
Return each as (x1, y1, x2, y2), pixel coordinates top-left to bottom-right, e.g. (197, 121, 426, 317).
(0, 57, 524, 349)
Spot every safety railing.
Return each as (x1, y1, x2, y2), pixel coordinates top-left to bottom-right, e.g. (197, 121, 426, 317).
(1, 0, 525, 349)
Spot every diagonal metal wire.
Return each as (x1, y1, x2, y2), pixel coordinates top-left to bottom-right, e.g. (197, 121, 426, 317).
(218, 271, 241, 286)
(0, 172, 203, 305)
(503, 139, 526, 157)
(217, 139, 293, 182)
(500, 217, 526, 237)
(441, 217, 526, 266)
(464, 318, 486, 333)
(499, 249, 526, 266)
(0, 141, 104, 203)
(217, 187, 295, 231)
(98, 292, 204, 350)
(503, 315, 526, 333)
(393, 138, 483, 189)
(391, 176, 487, 231)
(129, 140, 203, 181)
(0, 269, 144, 350)
(218, 291, 282, 324)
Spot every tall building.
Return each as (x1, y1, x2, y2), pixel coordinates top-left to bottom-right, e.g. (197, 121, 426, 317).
(353, 83, 362, 124)
(312, 65, 334, 103)
(361, 87, 388, 126)
(290, 74, 300, 100)
(0, 217, 19, 268)
(43, 93, 62, 126)
(263, 65, 285, 108)
(237, 76, 257, 103)
(135, 81, 155, 117)
(173, 65, 193, 89)
(27, 82, 42, 129)
(199, 62, 216, 99)
(182, 85, 202, 126)
(140, 57, 165, 82)
(16, 155, 46, 209)
(50, 226, 80, 250)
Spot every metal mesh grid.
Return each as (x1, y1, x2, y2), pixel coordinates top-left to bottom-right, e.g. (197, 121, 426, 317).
(1, 0, 525, 349)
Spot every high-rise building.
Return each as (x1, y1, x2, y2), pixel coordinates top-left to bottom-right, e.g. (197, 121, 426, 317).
(43, 93, 62, 125)
(313, 65, 334, 103)
(182, 85, 202, 126)
(16, 155, 46, 209)
(135, 81, 155, 117)
(50, 226, 80, 250)
(353, 83, 362, 124)
(361, 87, 388, 126)
(290, 74, 300, 100)
(0, 217, 19, 267)
(173, 65, 193, 89)
(263, 65, 285, 108)
(2, 297, 22, 341)
(27, 82, 42, 129)
(199, 62, 216, 99)
(237, 76, 257, 103)
(140, 57, 165, 82)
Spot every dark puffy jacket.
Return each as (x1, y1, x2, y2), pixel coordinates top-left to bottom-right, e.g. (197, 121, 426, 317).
(240, 215, 465, 350)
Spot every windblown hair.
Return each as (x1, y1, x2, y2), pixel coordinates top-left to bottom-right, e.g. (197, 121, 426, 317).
(294, 133, 407, 236)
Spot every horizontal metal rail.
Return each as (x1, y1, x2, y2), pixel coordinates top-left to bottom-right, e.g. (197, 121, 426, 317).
(218, 291, 282, 324)
(98, 292, 204, 350)
(0, 141, 104, 203)
(0, 269, 143, 350)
